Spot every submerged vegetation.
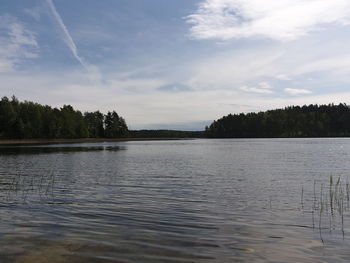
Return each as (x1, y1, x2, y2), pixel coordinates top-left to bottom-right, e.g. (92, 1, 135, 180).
(0, 96, 128, 139)
(206, 103, 350, 138)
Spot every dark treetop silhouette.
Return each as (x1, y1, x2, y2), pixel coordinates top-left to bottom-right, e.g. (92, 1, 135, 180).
(205, 103, 350, 138)
(2, 96, 350, 139)
(0, 96, 128, 139)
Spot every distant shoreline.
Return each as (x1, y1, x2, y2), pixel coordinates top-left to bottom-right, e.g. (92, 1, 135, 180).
(0, 138, 191, 146)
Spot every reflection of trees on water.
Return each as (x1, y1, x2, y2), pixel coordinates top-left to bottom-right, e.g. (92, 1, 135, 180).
(0, 146, 124, 155)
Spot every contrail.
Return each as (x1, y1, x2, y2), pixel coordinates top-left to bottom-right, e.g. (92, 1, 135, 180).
(46, 0, 88, 69)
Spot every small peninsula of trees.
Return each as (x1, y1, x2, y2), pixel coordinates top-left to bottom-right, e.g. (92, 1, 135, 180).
(0, 96, 128, 139)
(206, 103, 350, 138)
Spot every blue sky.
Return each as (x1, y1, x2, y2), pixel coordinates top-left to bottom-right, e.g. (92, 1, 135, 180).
(1, 0, 350, 130)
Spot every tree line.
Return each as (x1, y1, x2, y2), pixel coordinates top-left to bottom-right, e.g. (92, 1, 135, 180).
(205, 103, 350, 138)
(0, 96, 128, 139)
(129, 129, 204, 138)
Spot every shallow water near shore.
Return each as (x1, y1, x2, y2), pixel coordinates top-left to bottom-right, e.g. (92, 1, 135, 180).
(1, 138, 350, 262)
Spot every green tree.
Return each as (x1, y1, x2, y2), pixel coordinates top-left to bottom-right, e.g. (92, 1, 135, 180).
(104, 111, 128, 138)
(84, 111, 105, 138)
(0, 97, 16, 138)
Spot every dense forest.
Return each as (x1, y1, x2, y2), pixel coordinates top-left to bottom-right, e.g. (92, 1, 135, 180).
(0, 96, 128, 139)
(4, 96, 350, 140)
(205, 103, 350, 138)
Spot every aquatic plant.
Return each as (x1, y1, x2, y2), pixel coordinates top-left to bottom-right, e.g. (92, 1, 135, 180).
(1, 171, 60, 204)
(303, 175, 350, 241)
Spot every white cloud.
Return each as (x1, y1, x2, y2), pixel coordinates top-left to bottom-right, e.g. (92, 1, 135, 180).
(8, 23, 38, 48)
(24, 7, 42, 21)
(0, 60, 13, 72)
(240, 86, 273, 94)
(275, 74, 291, 80)
(187, 0, 350, 41)
(258, 82, 272, 90)
(294, 55, 350, 75)
(240, 82, 274, 94)
(284, 88, 312, 95)
(186, 34, 350, 92)
(188, 49, 284, 89)
(0, 15, 39, 72)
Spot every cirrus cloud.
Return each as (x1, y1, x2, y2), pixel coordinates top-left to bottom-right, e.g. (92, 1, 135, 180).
(187, 0, 350, 41)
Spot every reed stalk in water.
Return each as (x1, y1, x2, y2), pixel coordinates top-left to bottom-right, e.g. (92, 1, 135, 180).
(303, 175, 350, 241)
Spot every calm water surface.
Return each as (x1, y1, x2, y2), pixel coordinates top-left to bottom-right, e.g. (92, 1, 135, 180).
(1, 139, 350, 262)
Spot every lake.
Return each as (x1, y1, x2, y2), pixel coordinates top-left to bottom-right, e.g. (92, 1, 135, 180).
(1, 138, 350, 262)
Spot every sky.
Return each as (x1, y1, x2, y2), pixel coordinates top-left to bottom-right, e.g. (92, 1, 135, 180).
(1, 0, 350, 130)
